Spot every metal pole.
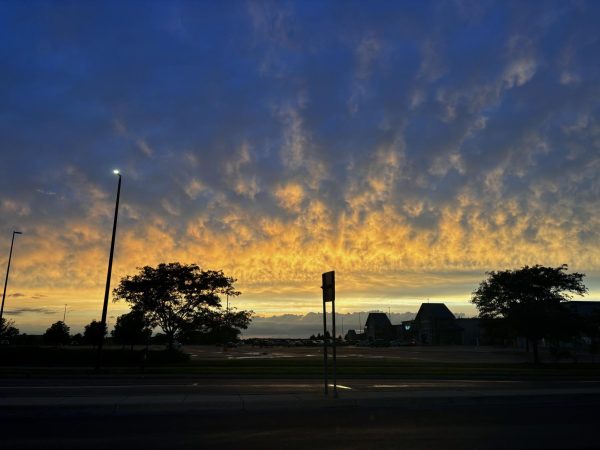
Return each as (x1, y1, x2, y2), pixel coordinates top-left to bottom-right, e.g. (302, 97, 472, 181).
(322, 301, 328, 396)
(97, 173, 121, 370)
(0, 231, 22, 326)
(331, 300, 338, 398)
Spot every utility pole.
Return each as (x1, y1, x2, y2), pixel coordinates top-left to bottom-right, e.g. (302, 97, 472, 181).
(97, 170, 121, 371)
(0, 231, 22, 326)
(63, 304, 67, 322)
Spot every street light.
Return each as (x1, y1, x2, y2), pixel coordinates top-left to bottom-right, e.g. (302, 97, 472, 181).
(0, 231, 23, 327)
(97, 170, 121, 370)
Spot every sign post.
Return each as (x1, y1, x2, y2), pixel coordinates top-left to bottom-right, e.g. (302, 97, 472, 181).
(322, 296, 328, 396)
(321, 271, 337, 398)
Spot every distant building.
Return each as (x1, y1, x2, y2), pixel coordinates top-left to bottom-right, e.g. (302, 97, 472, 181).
(344, 329, 365, 343)
(345, 304, 483, 346)
(364, 313, 394, 341)
(412, 303, 463, 345)
(346, 300, 600, 347)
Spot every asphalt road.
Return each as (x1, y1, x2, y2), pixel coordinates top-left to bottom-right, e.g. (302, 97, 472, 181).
(1, 377, 600, 449)
(1, 394, 599, 450)
(2, 377, 600, 395)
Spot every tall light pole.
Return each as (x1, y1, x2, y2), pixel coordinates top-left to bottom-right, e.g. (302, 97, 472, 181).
(97, 170, 121, 370)
(0, 231, 22, 326)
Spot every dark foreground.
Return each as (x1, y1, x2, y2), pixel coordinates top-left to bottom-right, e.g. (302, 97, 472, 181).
(1, 377, 600, 449)
(1, 395, 599, 450)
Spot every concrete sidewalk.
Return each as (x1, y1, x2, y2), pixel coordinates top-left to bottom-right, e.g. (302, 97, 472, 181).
(3, 386, 600, 417)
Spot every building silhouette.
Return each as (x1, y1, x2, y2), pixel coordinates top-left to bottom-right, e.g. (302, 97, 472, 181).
(411, 303, 463, 345)
(345, 304, 481, 345)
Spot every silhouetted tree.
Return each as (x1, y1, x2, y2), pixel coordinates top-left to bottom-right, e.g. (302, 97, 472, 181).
(43, 321, 70, 346)
(112, 310, 152, 349)
(580, 309, 600, 359)
(113, 262, 251, 349)
(472, 264, 587, 364)
(83, 320, 107, 346)
(0, 318, 19, 340)
(71, 333, 83, 345)
(151, 333, 168, 345)
(183, 308, 252, 344)
(312, 331, 331, 341)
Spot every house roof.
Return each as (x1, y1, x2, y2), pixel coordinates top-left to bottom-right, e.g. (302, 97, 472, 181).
(415, 303, 456, 321)
(365, 312, 392, 328)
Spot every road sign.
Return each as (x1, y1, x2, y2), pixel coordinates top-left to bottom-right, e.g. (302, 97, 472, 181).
(322, 271, 335, 302)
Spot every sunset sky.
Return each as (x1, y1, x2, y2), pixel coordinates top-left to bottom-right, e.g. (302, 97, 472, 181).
(1, 0, 599, 334)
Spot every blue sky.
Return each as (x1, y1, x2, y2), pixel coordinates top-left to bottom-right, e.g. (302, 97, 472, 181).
(0, 0, 599, 333)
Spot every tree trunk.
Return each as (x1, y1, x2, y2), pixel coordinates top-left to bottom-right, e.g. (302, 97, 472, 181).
(532, 339, 539, 364)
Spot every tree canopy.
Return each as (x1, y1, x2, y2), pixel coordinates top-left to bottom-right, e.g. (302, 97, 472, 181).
(472, 264, 587, 363)
(111, 310, 152, 349)
(83, 320, 107, 346)
(113, 262, 252, 347)
(0, 318, 19, 340)
(43, 321, 70, 346)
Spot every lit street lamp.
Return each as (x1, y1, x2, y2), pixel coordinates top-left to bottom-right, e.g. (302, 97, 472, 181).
(0, 231, 22, 327)
(97, 170, 121, 369)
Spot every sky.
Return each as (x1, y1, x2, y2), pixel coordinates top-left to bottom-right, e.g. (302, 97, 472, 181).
(0, 0, 599, 335)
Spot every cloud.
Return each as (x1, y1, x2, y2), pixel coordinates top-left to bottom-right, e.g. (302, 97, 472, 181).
(136, 139, 154, 158)
(278, 106, 327, 189)
(224, 142, 260, 199)
(182, 178, 207, 200)
(503, 58, 537, 88)
(418, 39, 445, 82)
(5, 307, 56, 316)
(36, 189, 56, 196)
(356, 35, 381, 80)
(348, 34, 382, 113)
(1, 199, 31, 216)
(273, 182, 304, 212)
(246, 0, 296, 76)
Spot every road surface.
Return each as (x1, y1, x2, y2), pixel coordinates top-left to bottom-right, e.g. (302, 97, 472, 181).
(1, 377, 600, 449)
